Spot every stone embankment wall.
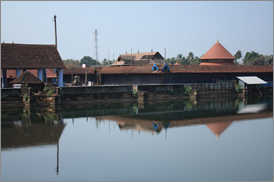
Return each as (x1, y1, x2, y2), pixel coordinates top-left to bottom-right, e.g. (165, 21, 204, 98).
(58, 85, 134, 101)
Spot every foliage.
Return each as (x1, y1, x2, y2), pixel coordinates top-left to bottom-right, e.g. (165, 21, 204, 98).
(168, 89, 176, 95)
(47, 88, 55, 96)
(184, 100, 193, 110)
(80, 56, 100, 66)
(234, 50, 242, 64)
(243, 51, 260, 65)
(23, 94, 28, 101)
(184, 85, 192, 95)
(132, 90, 138, 98)
(234, 50, 242, 60)
(1, 93, 7, 100)
(43, 84, 49, 92)
(167, 52, 201, 65)
(235, 83, 242, 93)
(63, 59, 81, 68)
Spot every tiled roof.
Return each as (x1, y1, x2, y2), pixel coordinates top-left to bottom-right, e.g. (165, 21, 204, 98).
(200, 41, 235, 60)
(168, 65, 273, 73)
(62, 65, 273, 75)
(1, 43, 66, 69)
(112, 52, 166, 66)
(10, 71, 44, 84)
(199, 62, 236, 66)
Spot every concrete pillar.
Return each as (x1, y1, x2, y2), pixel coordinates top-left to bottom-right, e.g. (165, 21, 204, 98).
(58, 69, 63, 87)
(16, 69, 21, 77)
(2, 69, 7, 88)
(43, 69, 47, 83)
(38, 69, 43, 81)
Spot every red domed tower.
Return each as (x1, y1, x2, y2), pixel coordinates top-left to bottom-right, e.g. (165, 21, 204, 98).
(199, 39, 236, 65)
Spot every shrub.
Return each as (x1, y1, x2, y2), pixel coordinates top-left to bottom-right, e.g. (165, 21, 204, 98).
(1, 93, 7, 100)
(43, 84, 49, 92)
(235, 84, 242, 93)
(23, 94, 28, 100)
(47, 88, 55, 96)
(132, 90, 138, 98)
(168, 89, 175, 95)
(184, 85, 192, 95)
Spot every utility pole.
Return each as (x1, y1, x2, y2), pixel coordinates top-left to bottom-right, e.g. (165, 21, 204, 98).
(53, 15, 57, 49)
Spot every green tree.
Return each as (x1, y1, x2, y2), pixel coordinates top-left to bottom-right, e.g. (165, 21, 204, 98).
(80, 56, 100, 66)
(234, 50, 242, 64)
(187, 52, 194, 60)
(243, 51, 260, 65)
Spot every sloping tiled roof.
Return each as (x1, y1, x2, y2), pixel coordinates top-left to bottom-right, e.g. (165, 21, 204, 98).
(10, 71, 44, 84)
(168, 65, 273, 73)
(112, 52, 165, 66)
(200, 41, 235, 60)
(1, 43, 66, 69)
(62, 65, 273, 75)
(118, 52, 162, 61)
(199, 62, 236, 66)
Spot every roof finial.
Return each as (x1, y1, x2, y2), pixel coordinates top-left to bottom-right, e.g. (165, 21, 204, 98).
(216, 134, 219, 141)
(126, 51, 127, 54)
(217, 38, 219, 43)
(138, 49, 139, 53)
(151, 48, 153, 52)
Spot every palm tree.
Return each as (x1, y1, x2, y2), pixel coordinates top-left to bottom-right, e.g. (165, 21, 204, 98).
(234, 50, 242, 64)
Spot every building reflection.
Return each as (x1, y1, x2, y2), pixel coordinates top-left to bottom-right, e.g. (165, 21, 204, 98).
(1, 105, 66, 175)
(95, 97, 272, 140)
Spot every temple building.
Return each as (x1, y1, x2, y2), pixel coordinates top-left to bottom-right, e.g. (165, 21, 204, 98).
(111, 51, 167, 66)
(199, 39, 236, 65)
(1, 43, 66, 88)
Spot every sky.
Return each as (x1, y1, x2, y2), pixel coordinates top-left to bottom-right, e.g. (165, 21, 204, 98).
(1, 1, 273, 63)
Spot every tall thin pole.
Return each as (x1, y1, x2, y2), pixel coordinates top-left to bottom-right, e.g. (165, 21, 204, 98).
(131, 48, 132, 66)
(93, 29, 98, 66)
(54, 15, 57, 49)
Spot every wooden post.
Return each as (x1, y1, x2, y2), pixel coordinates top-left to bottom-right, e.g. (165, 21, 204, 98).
(71, 67, 73, 84)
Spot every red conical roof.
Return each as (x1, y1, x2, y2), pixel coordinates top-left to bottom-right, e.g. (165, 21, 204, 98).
(200, 41, 235, 60)
(206, 121, 232, 140)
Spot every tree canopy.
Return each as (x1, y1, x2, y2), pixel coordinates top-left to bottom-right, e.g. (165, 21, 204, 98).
(80, 56, 100, 66)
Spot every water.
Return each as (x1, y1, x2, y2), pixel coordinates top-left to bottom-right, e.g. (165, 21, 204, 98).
(1, 96, 273, 181)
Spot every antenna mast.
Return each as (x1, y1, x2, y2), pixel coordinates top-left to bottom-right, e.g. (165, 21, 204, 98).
(93, 29, 99, 65)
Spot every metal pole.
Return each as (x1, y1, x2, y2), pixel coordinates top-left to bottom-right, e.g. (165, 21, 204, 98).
(54, 15, 57, 49)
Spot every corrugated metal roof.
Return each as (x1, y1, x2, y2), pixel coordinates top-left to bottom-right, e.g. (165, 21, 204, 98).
(237, 76, 267, 84)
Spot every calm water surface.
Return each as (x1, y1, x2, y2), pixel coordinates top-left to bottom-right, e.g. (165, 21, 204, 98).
(1, 96, 273, 181)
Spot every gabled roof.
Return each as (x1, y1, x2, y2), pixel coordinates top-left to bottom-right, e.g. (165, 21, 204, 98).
(1, 43, 66, 69)
(10, 71, 44, 84)
(200, 41, 236, 60)
(112, 52, 166, 66)
(118, 52, 163, 61)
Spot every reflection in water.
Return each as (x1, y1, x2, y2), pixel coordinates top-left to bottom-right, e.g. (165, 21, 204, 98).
(206, 121, 232, 141)
(2, 97, 272, 144)
(1, 96, 273, 179)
